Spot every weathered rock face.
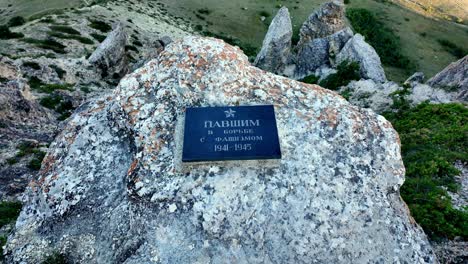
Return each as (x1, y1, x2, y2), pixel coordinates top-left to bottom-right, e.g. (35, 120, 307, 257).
(295, 27, 353, 79)
(295, 38, 329, 77)
(336, 34, 387, 83)
(427, 55, 467, 101)
(342, 80, 460, 114)
(88, 22, 128, 78)
(6, 36, 436, 263)
(254, 7, 292, 74)
(298, 1, 346, 45)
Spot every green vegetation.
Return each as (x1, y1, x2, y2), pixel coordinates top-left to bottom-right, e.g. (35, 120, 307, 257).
(300, 75, 319, 85)
(88, 19, 111, 33)
(259, 11, 271, 18)
(346, 8, 413, 72)
(0, 201, 22, 228)
(28, 78, 73, 94)
(40, 94, 75, 121)
(125, 45, 138, 52)
(21, 38, 66, 53)
(437, 39, 467, 59)
(0, 25, 24, 39)
(48, 31, 94, 45)
(0, 236, 6, 260)
(197, 8, 212, 15)
(318, 61, 361, 90)
(90, 32, 106, 42)
(6, 142, 47, 170)
(384, 102, 468, 240)
(49, 65, 66, 79)
(22, 61, 41, 70)
(49, 25, 80, 35)
(42, 252, 68, 264)
(7, 16, 26, 27)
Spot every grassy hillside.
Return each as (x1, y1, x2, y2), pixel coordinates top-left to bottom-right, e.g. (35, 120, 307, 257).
(395, 0, 468, 25)
(1, 0, 467, 82)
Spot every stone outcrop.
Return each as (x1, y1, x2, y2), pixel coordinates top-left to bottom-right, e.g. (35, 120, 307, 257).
(404, 72, 425, 86)
(342, 80, 460, 114)
(5, 36, 436, 263)
(427, 55, 467, 101)
(298, 0, 346, 45)
(88, 22, 128, 78)
(254, 7, 292, 75)
(336, 34, 387, 83)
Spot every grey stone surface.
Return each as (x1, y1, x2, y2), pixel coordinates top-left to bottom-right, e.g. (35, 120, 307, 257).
(404, 72, 425, 85)
(427, 55, 467, 102)
(336, 34, 387, 83)
(340, 80, 400, 113)
(295, 38, 329, 78)
(88, 22, 128, 78)
(5, 36, 436, 264)
(298, 1, 346, 46)
(327, 27, 354, 65)
(254, 7, 292, 74)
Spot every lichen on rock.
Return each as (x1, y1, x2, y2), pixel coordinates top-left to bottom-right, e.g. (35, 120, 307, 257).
(5, 36, 436, 263)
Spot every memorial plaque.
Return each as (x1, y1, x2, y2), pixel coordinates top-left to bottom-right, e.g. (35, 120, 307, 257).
(182, 105, 282, 162)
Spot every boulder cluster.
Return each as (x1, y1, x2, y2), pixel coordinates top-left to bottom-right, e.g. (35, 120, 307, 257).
(255, 1, 467, 114)
(255, 1, 386, 83)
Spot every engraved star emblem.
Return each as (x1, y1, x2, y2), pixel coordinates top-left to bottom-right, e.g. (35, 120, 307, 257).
(224, 108, 236, 118)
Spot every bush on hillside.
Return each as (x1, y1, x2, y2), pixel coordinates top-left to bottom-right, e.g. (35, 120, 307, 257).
(7, 16, 26, 27)
(319, 60, 361, 90)
(384, 102, 468, 240)
(0, 25, 24, 39)
(347, 8, 413, 72)
(437, 39, 467, 59)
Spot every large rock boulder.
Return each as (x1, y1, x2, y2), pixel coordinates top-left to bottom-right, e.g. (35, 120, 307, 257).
(88, 22, 128, 78)
(336, 34, 387, 83)
(254, 7, 292, 75)
(297, 1, 346, 46)
(295, 27, 353, 78)
(427, 55, 467, 102)
(5, 36, 436, 263)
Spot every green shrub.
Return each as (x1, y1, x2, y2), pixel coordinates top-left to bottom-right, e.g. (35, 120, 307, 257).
(49, 25, 80, 35)
(197, 8, 212, 15)
(125, 45, 138, 52)
(259, 11, 271, 18)
(437, 39, 467, 59)
(90, 32, 106, 42)
(319, 61, 361, 90)
(0, 201, 22, 228)
(28, 150, 46, 170)
(384, 103, 468, 240)
(300, 75, 319, 84)
(0, 236, 6, 260)
(49, 65, 66, 79)
(32, 82, 73, 94)
(42, 252, 68, 264)
(22, 61, 41, 70)
(40, 94, 75, 120)
(21, 38, 66, 54)
(7, 16, 26, 27)
(48, 31, 94, 45)
(0, 25, 24, 39)
(347, 8, 413, 71)
(88, 19, 112, 33)
(344, 0, 350, 4)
